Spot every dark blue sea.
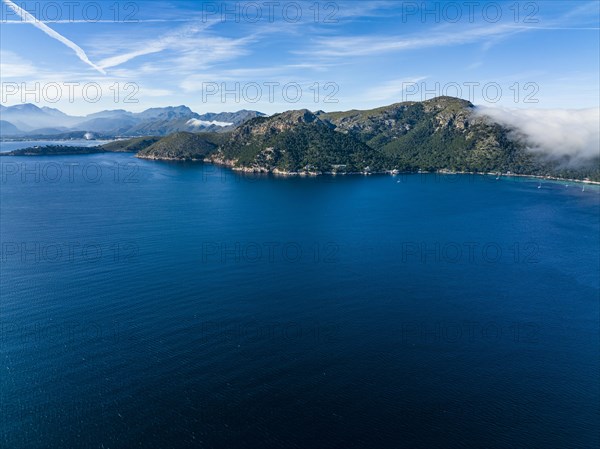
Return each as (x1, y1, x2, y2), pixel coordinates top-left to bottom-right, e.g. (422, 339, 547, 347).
(1, 151, 599, 448)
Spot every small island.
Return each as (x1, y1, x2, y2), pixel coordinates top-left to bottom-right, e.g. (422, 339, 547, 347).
(0, 145, 107, 156)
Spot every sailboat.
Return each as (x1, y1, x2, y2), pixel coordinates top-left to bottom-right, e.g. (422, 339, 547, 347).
(582, 185, 585, 192)
(537, 182, 542, 189)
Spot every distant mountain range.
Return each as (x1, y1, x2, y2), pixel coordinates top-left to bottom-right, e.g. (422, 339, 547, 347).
(0, 103, 265, 138)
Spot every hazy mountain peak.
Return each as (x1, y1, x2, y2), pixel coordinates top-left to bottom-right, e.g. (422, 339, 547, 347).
(0, 104, 265, 137)
(7, 103, 43, 112)
(136, 105, 196, 119)
(41, 106, 72, 118)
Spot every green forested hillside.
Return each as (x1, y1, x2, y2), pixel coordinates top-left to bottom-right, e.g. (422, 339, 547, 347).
(137, 132, 229, 160)
(101, 136, 162, 152)
(211, 97, 598, 180)
(216, 110, 382, 172)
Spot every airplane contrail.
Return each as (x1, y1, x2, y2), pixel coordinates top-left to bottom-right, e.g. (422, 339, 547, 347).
(2, 0, 106, 74)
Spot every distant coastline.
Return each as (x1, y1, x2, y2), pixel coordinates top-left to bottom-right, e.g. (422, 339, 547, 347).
(2, 143, 598, 186)
(211, 160, 600, 185)
(2, 97, 598, 183)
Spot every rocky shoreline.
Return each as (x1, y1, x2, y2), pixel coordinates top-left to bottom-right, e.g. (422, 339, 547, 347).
(203, 157, 600, 185)
(137, 154, 205, 162)
(4, 144, 598, 185)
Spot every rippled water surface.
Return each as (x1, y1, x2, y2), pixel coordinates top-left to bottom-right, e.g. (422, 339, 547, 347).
(1, 152, 598, 448)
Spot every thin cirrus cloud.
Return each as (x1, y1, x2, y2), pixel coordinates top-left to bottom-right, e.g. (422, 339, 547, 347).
(0, 50, 37, 77)
(2, 19, 197, 24)
(1, 0, 106, 74)
(300, 23, 528, 58)
(363, 77, 429, 103)
(95, 21, 218, 71)
(299, 4, 599, 60)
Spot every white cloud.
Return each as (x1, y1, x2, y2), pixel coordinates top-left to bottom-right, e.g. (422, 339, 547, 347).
(475, 106, 600, 160)
(187, 119, 232, 127)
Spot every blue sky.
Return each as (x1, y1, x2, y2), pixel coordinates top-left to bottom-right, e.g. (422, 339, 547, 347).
(1, 0, 599, 115)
